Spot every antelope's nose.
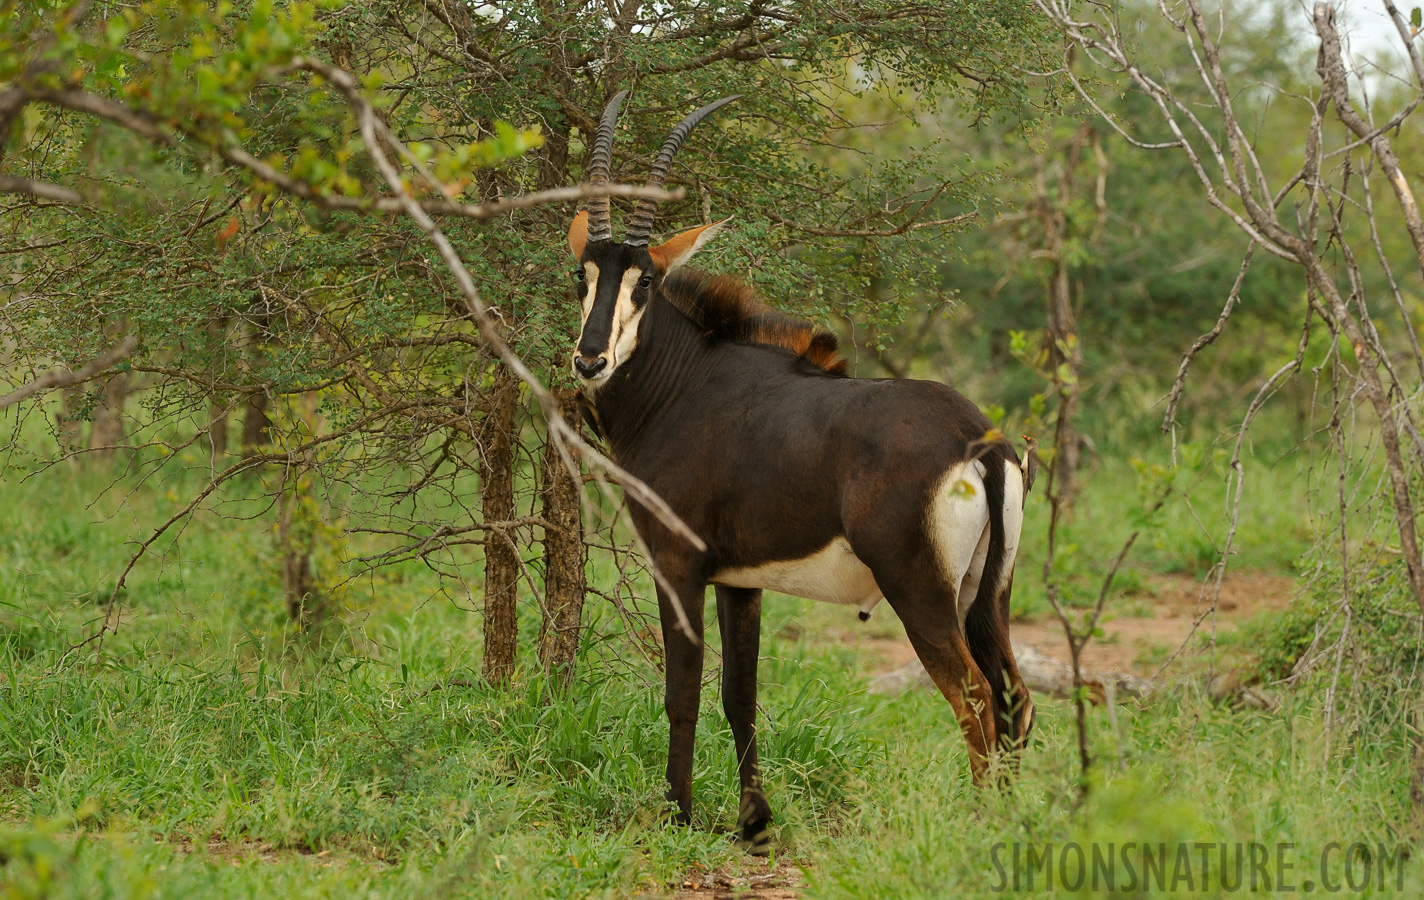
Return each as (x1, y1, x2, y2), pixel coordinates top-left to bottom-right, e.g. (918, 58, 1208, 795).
(574, 355, 608, 379)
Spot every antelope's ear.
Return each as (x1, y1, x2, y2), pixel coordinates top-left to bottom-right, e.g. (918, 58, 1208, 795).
(648, 217, 732, 272)
(568, 210, 590, 259)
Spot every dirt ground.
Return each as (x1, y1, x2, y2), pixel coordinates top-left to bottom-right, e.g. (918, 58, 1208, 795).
(1010, 571, 1297, 674)
(847, 571, 1297, 678)
(654, 859, 804, 900)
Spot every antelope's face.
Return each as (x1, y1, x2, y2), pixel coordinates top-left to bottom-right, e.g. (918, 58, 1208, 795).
(566, 210, 729, 387)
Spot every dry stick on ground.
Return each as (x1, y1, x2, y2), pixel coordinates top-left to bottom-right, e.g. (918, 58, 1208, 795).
(1037, 0, 1424, 841)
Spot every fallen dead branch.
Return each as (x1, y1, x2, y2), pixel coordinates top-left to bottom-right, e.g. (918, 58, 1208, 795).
(870, 639, 1150, 703)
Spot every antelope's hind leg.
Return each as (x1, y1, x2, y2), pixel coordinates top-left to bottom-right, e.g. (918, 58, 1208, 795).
(716, 585, 772, 855)
(965, 573, 1035, 768)
(893, 586, 999, 784)
(967, 460, 1033, 765)
(861, 472, 999, 782)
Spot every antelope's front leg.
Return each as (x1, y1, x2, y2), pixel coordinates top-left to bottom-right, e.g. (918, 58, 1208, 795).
(716, 585, 772, 854)
(657, 571, 707, 825)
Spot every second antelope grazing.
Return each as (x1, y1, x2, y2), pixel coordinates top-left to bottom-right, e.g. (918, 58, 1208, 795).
(568, 92, 1034, 854)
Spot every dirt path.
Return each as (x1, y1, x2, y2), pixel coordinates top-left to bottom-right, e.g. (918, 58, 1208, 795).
(844, 571, 1296, 678)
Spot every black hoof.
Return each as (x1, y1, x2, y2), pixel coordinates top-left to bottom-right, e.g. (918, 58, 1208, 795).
(735, 827, 773, 857)
(660, 803, 692, 828)
(735, 791, 774, 856)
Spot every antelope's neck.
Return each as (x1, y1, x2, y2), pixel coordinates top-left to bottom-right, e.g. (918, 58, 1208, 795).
(588, 294, 712, 461)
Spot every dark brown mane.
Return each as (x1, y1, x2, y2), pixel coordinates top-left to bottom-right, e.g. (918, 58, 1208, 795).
(662, 270, 848, 376)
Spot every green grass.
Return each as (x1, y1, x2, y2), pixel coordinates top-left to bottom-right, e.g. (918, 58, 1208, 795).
(0, 448, 1415, 898)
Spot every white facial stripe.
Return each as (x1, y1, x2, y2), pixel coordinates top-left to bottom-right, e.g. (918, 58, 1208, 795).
(613, 305, 646, 368)
(579, 261, 600, 322)
(604, 266, 643, 365)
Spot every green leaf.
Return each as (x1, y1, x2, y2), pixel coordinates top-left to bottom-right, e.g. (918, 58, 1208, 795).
(104, 17, 129, 47)
(1411, 7, 1421, 29)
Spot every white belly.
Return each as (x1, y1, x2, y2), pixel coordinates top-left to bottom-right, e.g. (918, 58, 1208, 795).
(711, 537, 884, 613)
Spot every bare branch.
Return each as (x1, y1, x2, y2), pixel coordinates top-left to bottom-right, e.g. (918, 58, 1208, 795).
(1161, 244, 1255, 433)
(1316, 3, 1424, 287)
(0, 174, 82, 205)
(0, 335, 136, 409)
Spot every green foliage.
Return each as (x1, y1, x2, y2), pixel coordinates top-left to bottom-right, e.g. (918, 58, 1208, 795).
(1247, 538, 1424, 721)
(4, 0, 1059, 376)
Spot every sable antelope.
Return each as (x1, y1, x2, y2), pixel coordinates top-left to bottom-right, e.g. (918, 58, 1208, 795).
(567, 92, 1034, 854)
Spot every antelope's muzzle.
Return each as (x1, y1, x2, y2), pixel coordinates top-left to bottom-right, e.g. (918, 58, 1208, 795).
(573, 355, 608, 379)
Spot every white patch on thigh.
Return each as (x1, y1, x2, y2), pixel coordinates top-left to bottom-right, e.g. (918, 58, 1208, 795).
(928, 460, 991, 628)
(956, 521, 992, 630)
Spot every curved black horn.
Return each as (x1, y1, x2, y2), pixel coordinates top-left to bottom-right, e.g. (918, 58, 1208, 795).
(624, 95, 740, 247)
(585, 90, 628, 242)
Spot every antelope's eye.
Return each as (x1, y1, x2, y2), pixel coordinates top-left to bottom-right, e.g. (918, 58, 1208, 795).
(638, 274, 653, 289)
(572, 269, 584, 283)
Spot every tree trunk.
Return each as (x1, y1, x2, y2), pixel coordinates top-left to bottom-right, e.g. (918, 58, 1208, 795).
(538, 390, 587, 688)
(57, 386, 84, 452)
(480, 367, 522, 687)
(279, 392, 326, 628)
(208, 401, 229, 456)
(1412, 693, 1424, 847)
(1032, 127, 1099, 515)
(207, 318, 230, 457)
(1313, 7, 1424, 844)
(242, 316, 271, 458)
(537, 112, 570, 191)
(242, 390, 270, 456)
(278, 475, 324, 628)
(87, 371, 130, 459)
(1045, 259, 1082, 509)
